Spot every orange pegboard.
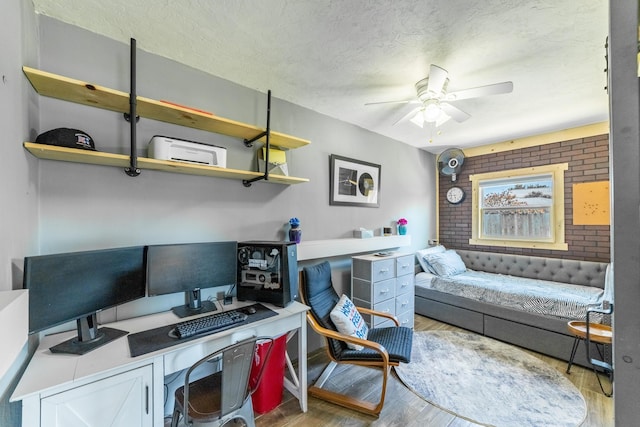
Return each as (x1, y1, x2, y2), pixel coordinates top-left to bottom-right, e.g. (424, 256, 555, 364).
(572, 181, 610, 225)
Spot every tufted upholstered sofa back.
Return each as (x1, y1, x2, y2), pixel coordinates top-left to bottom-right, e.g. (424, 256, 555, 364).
(455, 250, 608, 289)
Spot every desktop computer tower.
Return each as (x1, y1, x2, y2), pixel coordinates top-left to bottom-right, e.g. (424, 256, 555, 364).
(237, 241, 298, 307)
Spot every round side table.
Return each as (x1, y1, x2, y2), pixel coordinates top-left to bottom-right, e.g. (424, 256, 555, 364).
(566, 320, 613, 396)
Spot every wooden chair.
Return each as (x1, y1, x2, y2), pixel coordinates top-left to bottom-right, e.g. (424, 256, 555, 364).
(171, 336, 274, 427)
(300, 261, 413, 417)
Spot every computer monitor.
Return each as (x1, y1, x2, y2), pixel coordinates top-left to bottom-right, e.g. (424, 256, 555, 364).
(23, 246, 146, 355)
(146, 241, 237, 318)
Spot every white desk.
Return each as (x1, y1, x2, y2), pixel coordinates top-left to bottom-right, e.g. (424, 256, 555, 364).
(11, 300, 309, 427)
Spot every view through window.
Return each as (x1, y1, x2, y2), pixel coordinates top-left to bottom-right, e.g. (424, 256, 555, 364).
(469, 164, 568, 250)
(480, 175, 553, 240)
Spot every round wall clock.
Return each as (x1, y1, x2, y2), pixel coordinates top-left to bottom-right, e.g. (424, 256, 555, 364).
(446, 186, 465, 204)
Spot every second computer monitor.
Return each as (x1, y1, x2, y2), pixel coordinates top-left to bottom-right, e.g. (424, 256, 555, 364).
(146, 241, 237, 318)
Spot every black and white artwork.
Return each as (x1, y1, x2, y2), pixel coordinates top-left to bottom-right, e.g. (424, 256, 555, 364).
(329, 154, 380, 207)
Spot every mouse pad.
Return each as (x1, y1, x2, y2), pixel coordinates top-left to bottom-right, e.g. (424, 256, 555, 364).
(127, 303, 278, 357)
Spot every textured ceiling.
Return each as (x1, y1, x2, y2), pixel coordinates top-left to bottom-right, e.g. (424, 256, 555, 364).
(31, 0, 609, 154)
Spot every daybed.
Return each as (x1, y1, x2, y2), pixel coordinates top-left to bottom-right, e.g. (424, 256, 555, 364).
(414, 247, 612, 367)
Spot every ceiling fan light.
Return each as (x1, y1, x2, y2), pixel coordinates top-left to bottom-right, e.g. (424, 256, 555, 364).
(423, 101, 442, 122)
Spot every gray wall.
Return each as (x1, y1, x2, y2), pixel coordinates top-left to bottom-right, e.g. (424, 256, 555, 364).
(2, 7, 436, 425)
(32, 16, 436, 321)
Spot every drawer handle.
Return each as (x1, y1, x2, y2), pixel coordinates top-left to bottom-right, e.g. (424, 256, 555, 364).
(380, 288, 391, 294)
(401, 263, 410, 269)
(379, 268, 390, 273)
(383, 308, 390, 313)
(400, 282, 408, 288)
(400, 300, 408, 306)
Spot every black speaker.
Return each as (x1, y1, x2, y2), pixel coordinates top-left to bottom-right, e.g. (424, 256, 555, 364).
(236, 241, 298, 307)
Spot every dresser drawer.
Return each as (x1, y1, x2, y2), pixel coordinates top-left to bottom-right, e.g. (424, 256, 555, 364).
(371, 259, 395, 282)
(395, 293, 414, 314)
(372, 298, 396, 327)
(375, 318, 397, 329)
(396, 274, 414, 296)
(352, 257, 395, 282)
(396, 310, 414, 328)
(395, 255, 414, 277)
(372, 278, 395, 304)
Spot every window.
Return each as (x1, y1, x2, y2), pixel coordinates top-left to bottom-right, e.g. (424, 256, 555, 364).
(469, 164, 568, 250)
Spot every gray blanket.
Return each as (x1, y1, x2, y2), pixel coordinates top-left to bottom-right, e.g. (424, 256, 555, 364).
(426, 270, 604, 321)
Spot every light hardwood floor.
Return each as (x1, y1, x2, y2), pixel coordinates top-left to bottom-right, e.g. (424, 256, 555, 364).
(255, 314, 614, 427)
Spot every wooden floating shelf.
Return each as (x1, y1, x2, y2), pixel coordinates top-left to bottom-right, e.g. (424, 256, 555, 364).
(22, 66, 311, 150)
(23, 143, 309, 185)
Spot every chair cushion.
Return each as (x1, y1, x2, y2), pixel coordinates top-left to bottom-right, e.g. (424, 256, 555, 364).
(330, 294, 369, 350)
(302, 261, 344, 358)
(339, 326, 413, 364)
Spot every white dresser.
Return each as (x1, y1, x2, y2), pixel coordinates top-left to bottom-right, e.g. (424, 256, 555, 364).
(351, 252, 415, 329)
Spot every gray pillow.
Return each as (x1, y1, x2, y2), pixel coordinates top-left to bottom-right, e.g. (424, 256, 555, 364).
(416, 245, 446, 274)
(424, 249, 467, 277)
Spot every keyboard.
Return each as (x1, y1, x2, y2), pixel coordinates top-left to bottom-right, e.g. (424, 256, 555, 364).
(173, 310, 248, 339)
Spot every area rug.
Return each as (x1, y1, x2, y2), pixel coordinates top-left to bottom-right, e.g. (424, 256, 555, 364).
(394, 331, 586, 427)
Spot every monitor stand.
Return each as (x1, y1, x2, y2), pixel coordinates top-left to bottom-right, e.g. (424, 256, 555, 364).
(171, 288, 218, 318)
(49, 313, 128, 355)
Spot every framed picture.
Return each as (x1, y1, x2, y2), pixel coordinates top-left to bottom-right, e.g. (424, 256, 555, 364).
(329, 154, 381, 207)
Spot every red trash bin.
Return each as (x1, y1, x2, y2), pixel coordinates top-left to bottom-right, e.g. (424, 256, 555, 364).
(250, 334, 287, 414)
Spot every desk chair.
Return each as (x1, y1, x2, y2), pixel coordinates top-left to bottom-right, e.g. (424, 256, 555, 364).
(171, 336, 274, 427)
(300, 261, 413, 417)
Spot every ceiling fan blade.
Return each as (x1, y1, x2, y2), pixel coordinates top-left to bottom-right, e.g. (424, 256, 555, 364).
(426, 64, 448, 95)
(439, 103, 471, 122)
(435, 113, 452, 127)
(393, 106, 421, 126)
(365, 99, 420, 106)
(445, 81, 513, 101)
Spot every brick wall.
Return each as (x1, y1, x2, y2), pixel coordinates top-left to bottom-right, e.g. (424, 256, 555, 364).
(438, 134, 610, 262)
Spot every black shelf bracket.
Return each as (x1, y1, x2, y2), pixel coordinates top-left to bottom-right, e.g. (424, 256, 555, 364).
(124, 38, 141, 177)
(123, 113, 140, 123)
(243, 131, 266, 148)
(243, 90, 272, 187)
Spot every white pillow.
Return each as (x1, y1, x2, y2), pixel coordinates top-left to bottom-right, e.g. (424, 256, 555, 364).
(330, 294, 369, 350)
(424, 249, 467, 277)
(416, 245, 446, 274)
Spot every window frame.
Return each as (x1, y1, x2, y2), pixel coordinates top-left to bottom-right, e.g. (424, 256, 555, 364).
(469, 163, 569, 250)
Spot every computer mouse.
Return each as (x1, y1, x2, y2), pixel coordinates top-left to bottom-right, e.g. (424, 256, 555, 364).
(246, 306, 257, 315)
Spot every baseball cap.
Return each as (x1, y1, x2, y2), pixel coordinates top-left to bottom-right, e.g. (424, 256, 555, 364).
(35, 128, 96, 151)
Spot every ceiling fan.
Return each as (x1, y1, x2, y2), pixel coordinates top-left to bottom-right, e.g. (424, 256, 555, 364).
(367, 64, 513, 128)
